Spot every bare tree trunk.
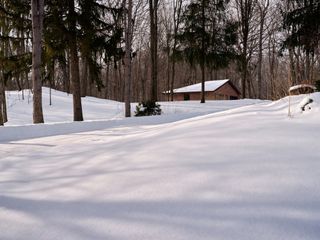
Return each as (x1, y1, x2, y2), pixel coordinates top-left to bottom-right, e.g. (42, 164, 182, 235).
(0, 75, 7, 123)
(166, 52, 170, 101)
(170, 60, 176, 101)
(170, 0, 183, 102)
(61, 53, 70, 93)
(200, 0, 206, 103)
(31, 0, 44, 123)
(268, 34, 275, 99)
(149, 0, 159, 102)
(305, 50, 310, 82)
(119, 64, 124, 102)
(81, 56, 88, 97)
(236, 0, 256, 98)
(0, 13, 8, 123)
(142, 57, 147, 101)
(124, 0, 133, 117)
(105, 62, 110, 99)
(68, 0, 83, 121)
(295, 47, 301, 83)
(257, 0, 268, 99)
(21, 29, 27, 100)
(257, 24, 263, 99)
(288, 47, 296, 85)
(0, 75, 4, 126)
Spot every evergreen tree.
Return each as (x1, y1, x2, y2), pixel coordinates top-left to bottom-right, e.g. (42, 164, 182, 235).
(283, 0, 320, 82)
(177, 0, 237, 103)
(0, 0, 31, 124)
(43, 0, 124, 121)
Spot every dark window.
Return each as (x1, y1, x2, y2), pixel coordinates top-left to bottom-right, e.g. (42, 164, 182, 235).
(184, 94, 190, 101)
(230, 96, 238, 100)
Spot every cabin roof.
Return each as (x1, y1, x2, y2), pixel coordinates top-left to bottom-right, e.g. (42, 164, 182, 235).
(168, 79, 241, 95)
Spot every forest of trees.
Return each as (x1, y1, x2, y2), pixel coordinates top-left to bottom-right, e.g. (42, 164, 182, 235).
(0, 0, 320, 124)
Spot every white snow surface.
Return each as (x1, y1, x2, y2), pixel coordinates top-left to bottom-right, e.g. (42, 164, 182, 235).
(173, 79, 229, 93)
(1, 88, 261, 142)
(1, 89, 320, 240)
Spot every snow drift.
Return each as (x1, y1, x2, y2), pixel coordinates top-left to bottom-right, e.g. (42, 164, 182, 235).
(0, 90, 320, 240)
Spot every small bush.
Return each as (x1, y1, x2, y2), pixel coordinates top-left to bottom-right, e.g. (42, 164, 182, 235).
(315, 80, 320, 92)
(134, 101, 162, 117)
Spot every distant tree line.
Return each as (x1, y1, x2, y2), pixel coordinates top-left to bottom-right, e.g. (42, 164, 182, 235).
(0, 0, 319, 125)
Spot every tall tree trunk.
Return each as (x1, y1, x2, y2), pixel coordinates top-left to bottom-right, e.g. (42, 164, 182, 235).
(68, 0, 83, 121)
(0, 23, 7, 123)
(166, 51, 170, 101)
(257, 15, 264, 99)
(236, 0, 256, 98)
(0, 75, 7, 123)
(288, 47, 296, 85)
(31, 0, 44, 124)
(124, 0, 133, 117)
(105, 62, 110, 99)
(149, 0, 158, 102)
(170, 0, 183, 102)
(257, 0, 269, 99)
(305, 50, 310, 82)
(268, 35, 275, 99)
(200, 0, 206, 103)
(81, 56, 88, 97)
(61, 53, 70, 93)
(142, 57, 147, 101)
(0, 75, 4, 126)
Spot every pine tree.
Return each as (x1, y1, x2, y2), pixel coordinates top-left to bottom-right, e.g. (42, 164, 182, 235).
(283, 0, 320, 82)
(177, 0, 237, 103)
(0, 0, 31, 124)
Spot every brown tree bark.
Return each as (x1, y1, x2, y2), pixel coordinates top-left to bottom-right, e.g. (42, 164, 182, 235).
(170, 0, 183, 102)
(0, 76, 4, 126)
(200, 0, 206, 103)
(68, 0, 83, 121)
(124, 0, 133, 117)
(257, 0, 269, 99)
(31, 0, 44, 124)
(81, 56, 88, 97)
(61, 53, 70, 94)
(149, 0, 159, 102)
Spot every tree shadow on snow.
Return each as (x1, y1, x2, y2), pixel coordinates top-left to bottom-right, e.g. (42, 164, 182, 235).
(0, 195, 320, 240)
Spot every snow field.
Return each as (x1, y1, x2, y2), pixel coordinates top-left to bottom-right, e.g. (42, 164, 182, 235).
(0, 89, 320, 240)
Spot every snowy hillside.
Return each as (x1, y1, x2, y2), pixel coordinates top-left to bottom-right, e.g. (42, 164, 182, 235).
(1, 91, 320, 240)
(5, 87, 262, 126)
(5, 88, 124, 125)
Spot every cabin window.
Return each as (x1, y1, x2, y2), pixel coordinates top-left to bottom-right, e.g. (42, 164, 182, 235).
(184, 94, 190, 101)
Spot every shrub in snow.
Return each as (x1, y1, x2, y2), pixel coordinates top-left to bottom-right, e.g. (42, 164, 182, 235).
(135, 101, 162, 117)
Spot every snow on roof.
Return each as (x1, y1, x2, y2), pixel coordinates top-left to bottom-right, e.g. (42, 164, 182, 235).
(289, 84, 316, 92)
(173, 79, 230, 93)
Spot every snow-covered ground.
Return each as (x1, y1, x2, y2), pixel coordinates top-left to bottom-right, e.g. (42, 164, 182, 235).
(1, 89, 320, 240)
(5, 87, 262, 126)
(1, 88, 262, 142)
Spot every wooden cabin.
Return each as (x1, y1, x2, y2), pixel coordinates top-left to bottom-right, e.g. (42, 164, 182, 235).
(164, 79, 240, 101)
